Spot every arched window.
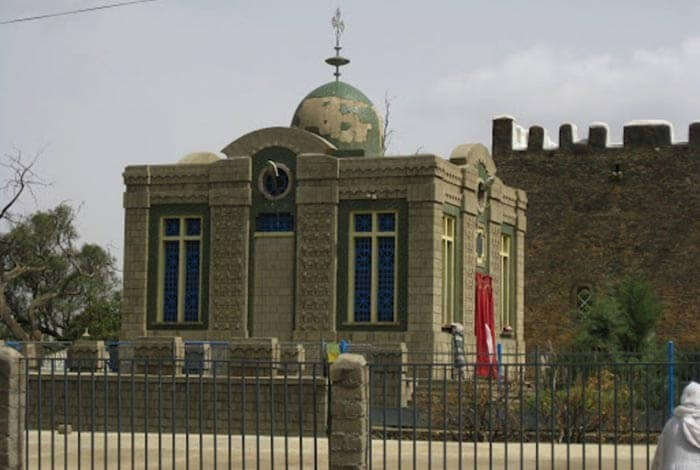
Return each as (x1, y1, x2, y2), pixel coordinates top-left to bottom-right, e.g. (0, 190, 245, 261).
(575, 286, 593, 314)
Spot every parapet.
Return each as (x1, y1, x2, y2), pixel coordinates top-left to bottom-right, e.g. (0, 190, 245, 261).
(492, 116, 700, 155)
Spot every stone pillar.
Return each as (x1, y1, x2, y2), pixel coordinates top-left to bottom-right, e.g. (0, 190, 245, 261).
(279, 343, 305, 376)
(209, 157, 251, 338)
(183, 343, 211, 375)
(294, 154, 339, 341)
(131, 336, 185, 375)
(370, 343, 408, 408)
(228, 338, 280, 377)
(0, 345, 25, 470)
(120, 165, 150, 339)
(329, 354, 369, 470)
(67, 339, 107, 372)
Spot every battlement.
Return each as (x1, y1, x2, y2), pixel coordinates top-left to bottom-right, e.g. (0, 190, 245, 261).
(492, 116, 700, 155)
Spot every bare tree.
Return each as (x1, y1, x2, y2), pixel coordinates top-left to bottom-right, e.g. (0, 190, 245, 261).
(381, 91, 396, 154)
(0, 150, 119, 341)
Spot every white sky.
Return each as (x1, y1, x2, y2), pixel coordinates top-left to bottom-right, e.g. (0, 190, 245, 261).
(2, 0, 700, 269)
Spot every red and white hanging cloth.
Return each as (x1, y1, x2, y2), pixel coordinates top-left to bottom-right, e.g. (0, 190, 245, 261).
(475, 272, 498, 378)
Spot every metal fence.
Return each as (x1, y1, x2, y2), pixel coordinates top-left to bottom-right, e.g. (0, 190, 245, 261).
(24, 357, 328, 469)
(368, 357, 699, 470)
(16, 349, 700, 469)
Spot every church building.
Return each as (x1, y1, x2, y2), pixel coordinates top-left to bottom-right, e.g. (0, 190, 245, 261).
(119, 15, 528, 360)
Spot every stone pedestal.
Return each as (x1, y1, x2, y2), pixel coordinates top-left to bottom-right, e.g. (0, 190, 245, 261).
(0, 345, 25, 470)
(279, 343, 305, 376)
(228, 338, 280, 377)
(131, 336, 185, 375)
(184, 343, 211, 375)
(67, 339, 107, 372)
(329, 354, 369, 470)
(369, 343, 408, 408)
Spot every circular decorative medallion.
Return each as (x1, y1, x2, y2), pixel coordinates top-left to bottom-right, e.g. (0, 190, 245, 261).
(258, 162, 292, 200)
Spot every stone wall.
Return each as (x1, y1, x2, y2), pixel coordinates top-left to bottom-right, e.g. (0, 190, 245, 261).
(252, 235, 295, 340)
(493, 117, 700, 347)
(26, 372, 327, 436)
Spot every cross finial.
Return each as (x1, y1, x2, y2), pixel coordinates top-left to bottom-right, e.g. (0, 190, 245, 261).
(331, 8, 345, 48)
(325, 8, 350, 81)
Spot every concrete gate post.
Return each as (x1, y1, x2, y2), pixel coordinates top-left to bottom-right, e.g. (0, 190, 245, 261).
(0, 345, 25, 470)
(329, 353, 369, 470)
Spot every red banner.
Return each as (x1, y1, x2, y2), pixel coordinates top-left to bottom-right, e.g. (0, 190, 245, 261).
(475, 273, 498, 378)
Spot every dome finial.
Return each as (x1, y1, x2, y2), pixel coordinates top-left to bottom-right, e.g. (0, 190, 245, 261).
(325, 8, 350, 81)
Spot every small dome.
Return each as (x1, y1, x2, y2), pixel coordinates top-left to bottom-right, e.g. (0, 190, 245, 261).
(177, 151, 222, 165)
(291, 81, 384, 156)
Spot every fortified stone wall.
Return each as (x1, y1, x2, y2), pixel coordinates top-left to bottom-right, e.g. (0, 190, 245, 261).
(492, 117, 700, 348)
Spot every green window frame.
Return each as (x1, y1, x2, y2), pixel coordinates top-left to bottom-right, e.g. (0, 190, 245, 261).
(147, 204, 210, 330)
(348, 211, 398, 324)
(500, 224, 516, 334)
(337, 200, 408, 331)
(441, 214, 456, 324)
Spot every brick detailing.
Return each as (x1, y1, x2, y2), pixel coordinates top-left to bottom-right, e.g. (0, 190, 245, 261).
(26, 373, 326, 436)
(329, 354, 369, 470)
(210, 206, 249, 337)
(0, 346, 25, 470)
(296, 204, 337, 332)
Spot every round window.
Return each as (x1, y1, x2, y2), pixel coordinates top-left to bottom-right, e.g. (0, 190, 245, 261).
(258, 162, 292, 200)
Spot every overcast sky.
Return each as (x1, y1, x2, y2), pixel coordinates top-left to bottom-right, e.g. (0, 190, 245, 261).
(2, 0, 700, 268)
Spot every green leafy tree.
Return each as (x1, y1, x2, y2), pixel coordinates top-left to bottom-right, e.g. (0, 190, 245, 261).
(570, 276, 663, 356)
(1, 151, 120, 341)
(614, 276, 663, 354)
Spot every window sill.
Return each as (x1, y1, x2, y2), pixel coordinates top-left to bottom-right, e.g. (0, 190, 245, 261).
(150, 321, 205, 329)
(343, 321, 399, 327)
(254, 231, 294, 238)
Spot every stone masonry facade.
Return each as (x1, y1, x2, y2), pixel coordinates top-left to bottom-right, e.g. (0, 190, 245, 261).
(121, 122, 527, 360)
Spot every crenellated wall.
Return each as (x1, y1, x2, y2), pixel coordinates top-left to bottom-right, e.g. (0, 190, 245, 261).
(492, 116, 700, 348)
(493, 116, 700, 153)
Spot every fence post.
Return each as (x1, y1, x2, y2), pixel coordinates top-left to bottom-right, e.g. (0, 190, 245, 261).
(329, 353, 369, 470)
(497, 343, 503, 379)
(667, 341, 675, 418)
(0, 345, 25, 470)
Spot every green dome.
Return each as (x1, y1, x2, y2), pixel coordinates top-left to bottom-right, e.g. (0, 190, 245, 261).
(291, 81, 384, 156)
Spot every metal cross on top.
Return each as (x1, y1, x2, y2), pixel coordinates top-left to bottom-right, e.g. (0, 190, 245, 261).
(331, 8, 345, 48)
(326, 8, 350, 80)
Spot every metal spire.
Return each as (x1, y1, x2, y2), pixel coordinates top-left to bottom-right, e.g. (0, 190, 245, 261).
(325, 8, 350, 81)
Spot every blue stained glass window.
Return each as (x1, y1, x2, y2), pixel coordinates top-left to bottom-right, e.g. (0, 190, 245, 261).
(165, 218, 180, 236)
(353, 237, 372, 322)
(354, 214, 372, 232)
(256, 213, 294, 232)
(163, 241, 179, 321)
(186, 218, 201, 236)
(378, 213, 395, 232)
(377, 237, 395, 322)
(184, 240, 200, 322)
